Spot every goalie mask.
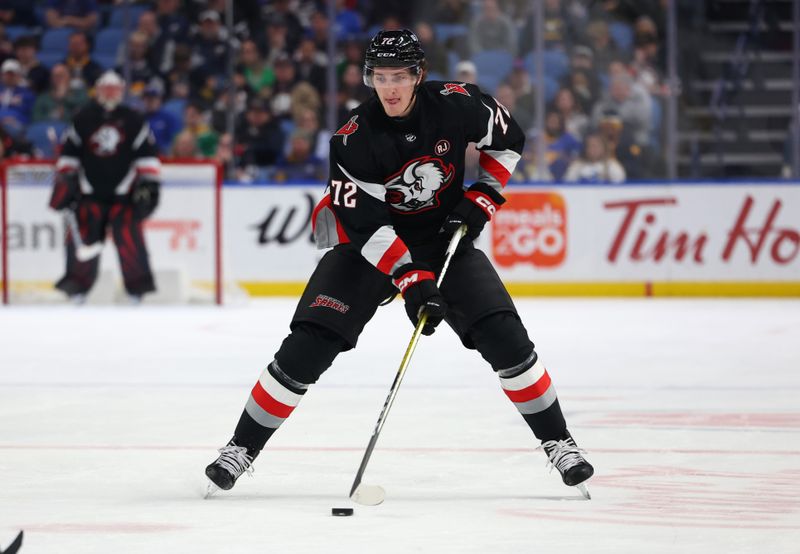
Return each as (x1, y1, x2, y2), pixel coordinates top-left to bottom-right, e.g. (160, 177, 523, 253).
(363, 29, 425, 89)
(95, 71, 125, 111)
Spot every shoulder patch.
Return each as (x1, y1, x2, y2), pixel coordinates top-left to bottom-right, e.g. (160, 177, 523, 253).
(334, 115, 359, 145)
(440, 83, 470, 97)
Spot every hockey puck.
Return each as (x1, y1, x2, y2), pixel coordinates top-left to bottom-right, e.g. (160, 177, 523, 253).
(331, 507, 354, 517)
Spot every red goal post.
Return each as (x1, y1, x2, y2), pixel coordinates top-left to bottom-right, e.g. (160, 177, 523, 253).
(0, 159, 223, 305)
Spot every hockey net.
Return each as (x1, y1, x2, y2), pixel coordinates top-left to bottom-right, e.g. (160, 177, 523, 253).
(0, 159, 230, 305)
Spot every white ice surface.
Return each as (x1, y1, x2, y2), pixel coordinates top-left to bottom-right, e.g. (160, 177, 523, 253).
(1, 298, 799, 553)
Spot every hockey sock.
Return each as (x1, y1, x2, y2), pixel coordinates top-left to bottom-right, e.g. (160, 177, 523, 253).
(233, 360, 308, 453)
(497, 352, 567, 441)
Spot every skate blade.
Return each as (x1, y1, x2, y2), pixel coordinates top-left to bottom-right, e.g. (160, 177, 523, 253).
(350, 483, 385, 506)
(204, 480, 221, 499)
(575, 482, 591, 500)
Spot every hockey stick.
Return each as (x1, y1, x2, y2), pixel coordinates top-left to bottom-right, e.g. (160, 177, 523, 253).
(349, 224, 467, 506)
(0, 530, 22, 554)
(63, 208, 104, 262)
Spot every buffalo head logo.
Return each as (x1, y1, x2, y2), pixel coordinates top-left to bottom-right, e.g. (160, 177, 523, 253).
(385, 156, 454, 213)
(89, 125, 124, 157)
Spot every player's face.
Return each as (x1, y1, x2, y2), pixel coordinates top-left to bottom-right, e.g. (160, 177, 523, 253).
(372, 68, 419, 118)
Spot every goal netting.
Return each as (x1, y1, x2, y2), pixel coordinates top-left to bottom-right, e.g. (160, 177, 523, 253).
(1, 160, 231, 305)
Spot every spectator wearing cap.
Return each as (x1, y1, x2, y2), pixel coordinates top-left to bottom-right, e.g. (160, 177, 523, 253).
(181, 100, 218, 157)
(63, 31, 103, 92)
(32, 62, 88, 123)
(13, 36, 50, 95)
(143, 83, 179, 154)
(191, 10, 231, 78)
(469, 0, 517, 56)
(0, 58, 35, 134)
(269, 53, 298, 120)
(595, 107, 656, 180)
(237, 39, 274, 97)
(453, 60, 477, 85)
(235, 97, 285, 180)
(45, 0, 98, 32)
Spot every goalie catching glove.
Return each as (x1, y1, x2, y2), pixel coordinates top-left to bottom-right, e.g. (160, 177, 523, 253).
(441, 182, 505, 240)
(392, 262, 447, 336)
(49, 171, 81, 211)
(131, 177, 160, 220)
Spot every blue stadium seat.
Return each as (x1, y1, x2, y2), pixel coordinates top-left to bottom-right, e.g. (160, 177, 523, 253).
(94, 53, 117, 70)
(5, 26, 34, 42)
(609, 22, 634, 52)
(40, 28, 73, 54)
(93, 28, 123, 62)
(543, 49, 570, 80)
(25, 121, 68, 158)
(472, 49, 514, 94)
(108, 5, 148, 28)
(37, 50, 64, 68)
(434, 23, 468, 43)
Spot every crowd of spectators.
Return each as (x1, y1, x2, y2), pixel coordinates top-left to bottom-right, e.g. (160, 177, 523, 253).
(0, 0, 668, 183)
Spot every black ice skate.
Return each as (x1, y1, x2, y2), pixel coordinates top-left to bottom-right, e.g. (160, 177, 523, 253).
(205, 440, 256, 497)
(541, 431, 594, 499)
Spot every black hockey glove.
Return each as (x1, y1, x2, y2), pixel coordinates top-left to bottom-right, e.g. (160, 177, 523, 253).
(442, 182, 505, 240)
(392, 262, 447, 336)
(48, 171, 81, 211)
(132, 177, 161, 220)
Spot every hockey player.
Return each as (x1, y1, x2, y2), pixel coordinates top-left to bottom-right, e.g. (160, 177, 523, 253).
(48, 71, 161, 303)
(206, 30, 593, 494)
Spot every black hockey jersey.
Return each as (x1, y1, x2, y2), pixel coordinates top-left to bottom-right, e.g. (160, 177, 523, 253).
(312, 80, 524, 275)
(56, 101, 161, 201)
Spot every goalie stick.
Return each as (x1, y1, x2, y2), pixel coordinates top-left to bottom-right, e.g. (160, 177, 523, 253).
(349, 225, 467, 506)
(63, 209, 104, 262)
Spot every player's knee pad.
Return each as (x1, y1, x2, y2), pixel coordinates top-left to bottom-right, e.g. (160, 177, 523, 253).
(274, 322, 349, 385)
(468, 311, 537, 374)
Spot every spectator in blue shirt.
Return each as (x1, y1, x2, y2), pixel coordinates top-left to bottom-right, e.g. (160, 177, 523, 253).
(143, 82, 179, 155)
(0, 58, 35, 135)
(45, 0, 98, 31)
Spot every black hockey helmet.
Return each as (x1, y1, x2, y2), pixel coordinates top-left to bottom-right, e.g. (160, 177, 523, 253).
(363, 29, 425, 87)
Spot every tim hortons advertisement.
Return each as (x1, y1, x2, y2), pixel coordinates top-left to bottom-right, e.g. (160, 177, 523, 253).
(482, 185, 799, 283)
